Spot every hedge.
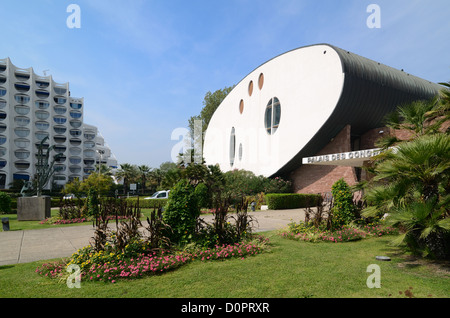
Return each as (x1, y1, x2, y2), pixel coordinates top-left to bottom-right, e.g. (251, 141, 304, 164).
(125, 197, 168, 209)
(265, 193, 322, 210)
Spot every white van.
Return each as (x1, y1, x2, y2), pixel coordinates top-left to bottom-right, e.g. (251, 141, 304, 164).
(144, 190, 170, 200)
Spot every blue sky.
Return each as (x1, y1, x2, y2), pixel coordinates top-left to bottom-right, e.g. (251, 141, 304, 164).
(1, 0, 449, 168)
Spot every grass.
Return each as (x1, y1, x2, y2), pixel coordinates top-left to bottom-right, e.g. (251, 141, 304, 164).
(0, 232, 448, 298)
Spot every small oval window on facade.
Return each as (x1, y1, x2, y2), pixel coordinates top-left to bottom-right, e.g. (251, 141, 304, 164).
(70, 138, 82, 146)
(248, 81, 253, 96)
(239, 99, 244, 114)
(258, 73, 264, 90)
(14, 150, 30, 160)
(36, 110, 50, 120)
(35, 131, 49, 141)
(54, 87, 67, 95)
(54, 135, 67, 144)
(54, 96, 67, 104)
(14, 127, 30, 138)
(53, 125, 67, 134)
(14, 161, 30, 170)
(14, 83, 30, 92)
(14, 139, 30, 148)
(35, 90, 50, 99)
(14, 116, 30, 126)
(35, 101, 49, 109)
(229, 127, 236, 167)
(54, 105, 67, 115)
(15, 105, 30, 115)
(35, 81, 49, 89)
(14, 94, 30, 104)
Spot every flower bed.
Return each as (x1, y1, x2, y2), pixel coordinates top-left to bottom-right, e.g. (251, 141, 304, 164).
(39, 215, 132, 225)
(36, 235, 269, 283)
(279, 221, 398, 243)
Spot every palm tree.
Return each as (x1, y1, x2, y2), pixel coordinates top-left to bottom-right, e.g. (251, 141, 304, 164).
(95, 163, 112, 176)
(115, 163, 138, 195)
(138, 165, 151, 195)
(363, 85, 450, 259)
(376, 96, 441, 149)
(364, 133, 450, 258)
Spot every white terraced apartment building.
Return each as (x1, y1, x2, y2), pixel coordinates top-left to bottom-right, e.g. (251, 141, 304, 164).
(0, 57, 118, 189)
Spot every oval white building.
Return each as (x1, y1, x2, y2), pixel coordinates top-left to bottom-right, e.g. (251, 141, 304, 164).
(203, 44, 442, 193)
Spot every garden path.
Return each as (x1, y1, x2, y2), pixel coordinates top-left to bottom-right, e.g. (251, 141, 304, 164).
(0, 209, 306, 266)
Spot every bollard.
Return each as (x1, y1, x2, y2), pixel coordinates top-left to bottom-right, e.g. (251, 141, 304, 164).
(2, 217, 10, 231)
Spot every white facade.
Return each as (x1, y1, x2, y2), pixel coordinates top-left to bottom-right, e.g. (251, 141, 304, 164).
(203, 44, 344, 177)
(0, 57, 117, 189)
(203, 44, 442, 179)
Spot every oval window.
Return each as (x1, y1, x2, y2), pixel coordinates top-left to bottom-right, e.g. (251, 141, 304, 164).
(14, 127, 30, 138)
(229, 127, 236, 167)
(264, 97, 281, 135)
(15, 105, 30, 115)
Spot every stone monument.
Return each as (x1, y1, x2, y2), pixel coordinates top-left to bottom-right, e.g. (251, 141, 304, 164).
(17, 137, 62, 221)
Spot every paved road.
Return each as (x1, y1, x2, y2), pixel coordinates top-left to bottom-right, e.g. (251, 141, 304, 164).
(0, 209, 306, 266)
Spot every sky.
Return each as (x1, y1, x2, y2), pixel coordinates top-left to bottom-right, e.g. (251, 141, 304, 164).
(1, 0, 449, 169)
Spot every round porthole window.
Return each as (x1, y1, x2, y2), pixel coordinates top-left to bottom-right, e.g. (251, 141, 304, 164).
(229, 127, 236, 167)
(264, 97, 281, 135)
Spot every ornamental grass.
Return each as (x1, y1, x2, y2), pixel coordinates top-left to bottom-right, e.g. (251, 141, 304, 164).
(279, 222, 398, 243)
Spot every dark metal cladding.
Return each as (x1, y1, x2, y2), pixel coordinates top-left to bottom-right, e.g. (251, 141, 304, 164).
(275, 44, 443, 177)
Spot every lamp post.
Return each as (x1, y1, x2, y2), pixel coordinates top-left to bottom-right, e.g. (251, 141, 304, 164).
(96, 149, 105, 174)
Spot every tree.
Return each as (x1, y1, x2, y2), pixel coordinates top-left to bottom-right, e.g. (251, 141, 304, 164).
(162, 179, 200, 245)
(80, 173, 115, 196)
(138, 165, 151, 195)
(115, 163, 138, 194)
(363, 87, 450, 259)
(186, 86, 235, 162)
(63, 173, 115, 197)
(95, 163, 113, 176)
(188, 86, 235, 138)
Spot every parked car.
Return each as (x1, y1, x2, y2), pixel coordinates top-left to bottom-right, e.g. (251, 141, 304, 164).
(145, 190, 170, 200)
(63, 193, 76, 200)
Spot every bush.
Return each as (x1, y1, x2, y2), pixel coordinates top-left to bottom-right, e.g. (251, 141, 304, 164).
(194, 182, 209, 209)
(0, 191, 12, 214)
(280, 221, 398, 243)
(265, 193, 322, 210)
(331, 179, 356, 228)
(162, 179, 200, 245)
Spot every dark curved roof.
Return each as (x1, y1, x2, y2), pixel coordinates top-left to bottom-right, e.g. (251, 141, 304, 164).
(275, 44, 443, 177)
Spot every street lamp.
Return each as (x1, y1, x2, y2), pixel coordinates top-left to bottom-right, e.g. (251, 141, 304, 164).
(96, 149, 105, 174)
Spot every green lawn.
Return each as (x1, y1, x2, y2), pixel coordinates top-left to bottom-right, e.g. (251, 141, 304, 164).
(0, 208, 161, 231)
(0, 233, 448, 298)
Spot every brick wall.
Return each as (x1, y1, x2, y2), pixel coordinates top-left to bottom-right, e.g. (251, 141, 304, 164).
(290, 125, 358, 194)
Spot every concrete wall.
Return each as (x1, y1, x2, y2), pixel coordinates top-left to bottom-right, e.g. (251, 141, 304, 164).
(17, 196, 51, 221)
